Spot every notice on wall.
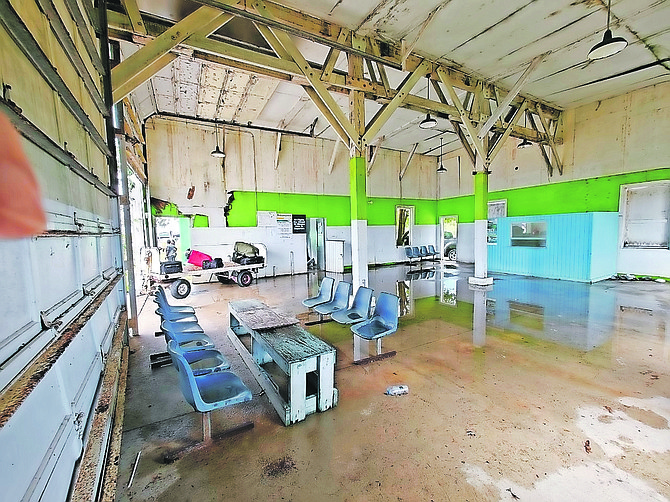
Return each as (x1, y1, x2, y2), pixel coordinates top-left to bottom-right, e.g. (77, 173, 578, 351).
(257, 210, 277, 227)
(487, 219, 498, 244)
(277, 213, 292, 238)
(292, 214, 306, 234)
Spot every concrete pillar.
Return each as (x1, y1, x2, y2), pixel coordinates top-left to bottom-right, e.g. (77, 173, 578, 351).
(469, 171, 493, 286)
(350, 155, 369, 287)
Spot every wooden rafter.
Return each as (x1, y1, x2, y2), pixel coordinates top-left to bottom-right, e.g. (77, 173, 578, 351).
(367, 135, 384, 175)
(362, 59, 431, 144)
(526, 111, 554, 177)
(121, 0, 146, 35)
(107, 4, 562, 147)
(477, 55, 543, 139)
(112, 5, 236, 103)
(252, 0, 360, 148)
(535, 105, 563, 176)
(399, 143, 418, 180)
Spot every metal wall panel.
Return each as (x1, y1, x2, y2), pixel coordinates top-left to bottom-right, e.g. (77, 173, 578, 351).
(488, 212, 617, 282)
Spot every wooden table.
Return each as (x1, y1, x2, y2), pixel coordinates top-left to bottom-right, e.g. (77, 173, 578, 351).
(227, 299, 337, 425)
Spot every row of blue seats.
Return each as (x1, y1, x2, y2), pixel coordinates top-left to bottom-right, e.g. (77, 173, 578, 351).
(302, 277, 399, 341)
(405, 245, 439, 262)
(152, 286, 252, 440)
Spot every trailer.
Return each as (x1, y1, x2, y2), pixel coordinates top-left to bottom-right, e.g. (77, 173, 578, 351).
(145, 243, 267, 299)
(151, 260, 266, 298)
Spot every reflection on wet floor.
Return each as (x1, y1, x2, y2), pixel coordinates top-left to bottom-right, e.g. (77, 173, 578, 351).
(119, 263, 670, 502)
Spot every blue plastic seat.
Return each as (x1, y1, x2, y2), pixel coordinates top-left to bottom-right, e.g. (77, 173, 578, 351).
(314, 281, 352, 316)
(153, 286, 195, 314)
(412, 246, 421, 261)
(303, 276, 335, 308)
(155, 307, 199, 323)
(161, 318, 204, 334)
(404, 247, 415, 263)
(166, 339, 230, 376)
(419, 245, 429, 258)
(331, 286, 373, 324)
(350, 292, 399, 341)
(160, 320, 216, 351)
(427, 245, 438, 259)
(168, 340, 252, 441)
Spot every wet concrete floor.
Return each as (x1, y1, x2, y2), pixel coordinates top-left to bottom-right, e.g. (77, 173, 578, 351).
(117, 264, 670, 501)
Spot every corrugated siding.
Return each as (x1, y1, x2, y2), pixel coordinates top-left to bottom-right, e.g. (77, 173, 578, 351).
(489, 213, 617, 282)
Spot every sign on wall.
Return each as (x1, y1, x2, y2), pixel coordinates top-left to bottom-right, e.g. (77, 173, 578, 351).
(292, 214, 306, 233)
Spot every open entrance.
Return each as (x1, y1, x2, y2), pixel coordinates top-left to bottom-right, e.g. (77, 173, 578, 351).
(440, 215, 458, 261)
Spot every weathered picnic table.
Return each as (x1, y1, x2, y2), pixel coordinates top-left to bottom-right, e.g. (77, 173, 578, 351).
(227, 299, 337, 425)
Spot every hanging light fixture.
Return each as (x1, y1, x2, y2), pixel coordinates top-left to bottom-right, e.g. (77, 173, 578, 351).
(437, 137, 447, 172)
(517, 110, 532, 149)
(588, 0, 627, 60)
(211, 120, 225, 158)
(419, 75, 437, 129)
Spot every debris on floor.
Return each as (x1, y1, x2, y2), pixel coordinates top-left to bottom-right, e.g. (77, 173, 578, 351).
(466, 429, 476, 437)
(584, 440, 591, 453)
(385, 384, 409, 396)
(506, 487, 520, 499)
(263, 456, 297, 478)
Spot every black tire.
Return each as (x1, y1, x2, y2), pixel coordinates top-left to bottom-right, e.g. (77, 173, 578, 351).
(170, 279, 191, 299)
(237, 270, 253, 287)
(216, 274, 231, 284)
(447, 248, 457, 261)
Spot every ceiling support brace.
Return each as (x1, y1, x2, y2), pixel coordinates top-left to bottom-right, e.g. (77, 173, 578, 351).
(112, 4, 237, 103)
(399, 143, 418, 180)
(535, 105, 563, 175)
(367, 136, 384, 175)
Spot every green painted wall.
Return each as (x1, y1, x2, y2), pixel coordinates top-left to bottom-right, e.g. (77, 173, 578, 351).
(225, 168, 669, 227)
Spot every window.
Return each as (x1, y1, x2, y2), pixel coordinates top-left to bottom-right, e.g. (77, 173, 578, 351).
(395, 206, 413, 246)
(511, 221, 547, 247)
(622, 182, 669, 249)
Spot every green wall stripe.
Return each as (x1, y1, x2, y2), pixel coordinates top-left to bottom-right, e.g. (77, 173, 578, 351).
(224, 168, 669, 227)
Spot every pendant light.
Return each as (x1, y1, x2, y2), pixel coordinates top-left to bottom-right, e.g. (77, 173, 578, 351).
(211, 120, 225, 158)
(588, 0, 627, 60)
(517, 110, 532, 149)
(437, 137, 447, 172)
(419, 75, 437, 129)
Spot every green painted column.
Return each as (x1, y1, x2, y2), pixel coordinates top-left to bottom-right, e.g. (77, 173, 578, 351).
(350, 155, 369, 287)
(350, 156, 367, 220)
(474, 172, 489, 221)
(470, 171, 493, 285)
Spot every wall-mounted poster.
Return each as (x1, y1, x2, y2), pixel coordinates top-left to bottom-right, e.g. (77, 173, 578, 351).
(487, 219, 498, 244)
(292, 214, 306, 233)
(257, 210, 277, 227)
(277, 213, 292, 238)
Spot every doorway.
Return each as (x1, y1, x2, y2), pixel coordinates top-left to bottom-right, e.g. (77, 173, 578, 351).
(440, 215, 458, 261)
(306, 218, 326, 270)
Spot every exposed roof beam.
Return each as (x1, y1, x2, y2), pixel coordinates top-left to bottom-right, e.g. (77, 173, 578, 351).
(487, 101, 527, 165)
(252, 0, 360, 148)
(328, 137, 340, 174)
(526, 111, 554, 177)
(107, 7, 559, 144)
(399, 143, 418, 180)
(112, 5, 235, 103)
(535, 105, 563, 176)
(438, 67, 488, 170)
(191, 0, 560, 119)
(363, 59, 431, 144)
(121, 0, 147, 35)
(477, 54, 543, 140)
(367, 135, 384, 175)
